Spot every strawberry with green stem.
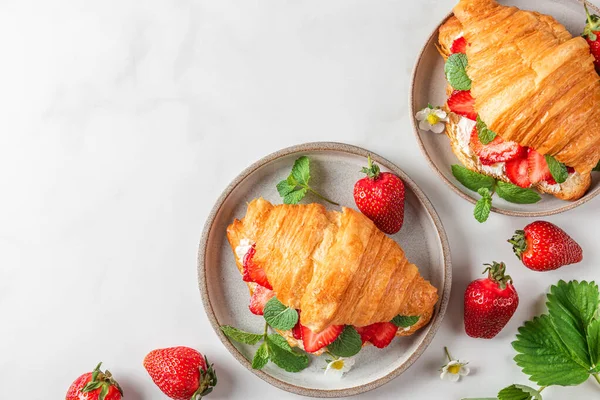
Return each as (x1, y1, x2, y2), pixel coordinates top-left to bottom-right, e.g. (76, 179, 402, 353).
(66, 362, 123, 400)
(583, 3, 600, 71)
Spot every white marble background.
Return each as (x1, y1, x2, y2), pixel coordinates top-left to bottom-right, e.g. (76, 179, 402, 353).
(1, 0, 599, 398)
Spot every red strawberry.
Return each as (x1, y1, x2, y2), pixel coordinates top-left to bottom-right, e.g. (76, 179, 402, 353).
(292, 311, 303, 340)
(66, 363, 123, 400)
(144, 347, 217, 400)
(248, 285, 275, 315)
(509, 221, 583, 271)
(451, 36, 468, 54)
(355, 326, 372, 344)
(447, 90, 477, 121)
(526, 148, 551, 184)
(358, 322, 398, 348)
(505, 157, 531, 188)
(242, 246, 272, 289)
(353, 156, 405, 234)
(464, 262, 519, 339)
(301, 324, 344, 353)
(470, 127, 526, 165)
(583, 4, 600, 71)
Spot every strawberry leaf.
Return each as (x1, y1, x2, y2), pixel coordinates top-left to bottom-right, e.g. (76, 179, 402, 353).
(220, 326, 264, 345)
(327, 326, 362, 357)
(445, 53, 472, 90)
(587, 319, 600, 369)
(476, 116, 497, 145)
(263, 297, 299, 331)
(497, 384, 542, 400)
(252, 343, 270, 370)
(451, 164, 496, 192)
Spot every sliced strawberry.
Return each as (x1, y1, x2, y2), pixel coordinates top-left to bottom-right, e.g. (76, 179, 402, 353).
(505, 157, 532, 188)
(248, 285, 275, 315)
(470, 127, 526, 165)
(527, 148, 552, 184)
(292, 310, 303, 340)
(447, 90, 477, 121)
(567, 166, 575, 174)
(242, 246, 273, 290)
(361, 322, 398, 349)
(301, 324, 344, 353)
(355, 326, 372, 344)
(451, 36, 467, 54)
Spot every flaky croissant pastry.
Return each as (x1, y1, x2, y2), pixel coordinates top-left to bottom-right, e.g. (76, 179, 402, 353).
(226, 198, 438, 337)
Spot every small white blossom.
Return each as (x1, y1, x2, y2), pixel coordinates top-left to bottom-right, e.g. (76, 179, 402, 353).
(324, 357, 355, 378)
(416, 106, 448, 133)
(440, 347, 470, 383)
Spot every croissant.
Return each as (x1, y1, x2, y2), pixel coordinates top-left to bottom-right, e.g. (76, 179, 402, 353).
(454, 0, 600, 175)
(226, 198, 438, 337)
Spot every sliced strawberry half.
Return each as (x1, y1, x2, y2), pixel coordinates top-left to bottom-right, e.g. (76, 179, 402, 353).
(359, 322, 398, 349)
(355, 326, 372, 344)
(447, 90, 477, 121)
(242, 246, 273, 289)
(451, 36, 467, 54)
(248, 285, 275, 315)
(301, 324, 344, 353)
(527, 148, 552, 184)
(292, 310, 303, 340)
(470, 127, 526, 165)
(505, 157, 532, 188)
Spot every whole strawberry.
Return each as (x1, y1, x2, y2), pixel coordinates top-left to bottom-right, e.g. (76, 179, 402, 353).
(508, 221, 583, 271)
(464, 262, 519, 339)
(353, 155, 405, 234)
(583, 4, 600, 71)
(66, 362, 123, 400)
(144, 346, 217, 400)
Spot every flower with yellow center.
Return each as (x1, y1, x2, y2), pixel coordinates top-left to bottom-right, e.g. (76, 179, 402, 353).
(324, 357, 355, 378)
(440, 347, 470, 383)
(415, 105, 449, 133)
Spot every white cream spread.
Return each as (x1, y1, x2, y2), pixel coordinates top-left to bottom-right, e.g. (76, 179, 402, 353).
(456, 117, 477, 157)
(481, 163, 505, 177)
(235, 238, 253, 262)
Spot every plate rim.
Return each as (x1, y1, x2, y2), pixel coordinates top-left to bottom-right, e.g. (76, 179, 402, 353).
(197, 141, 452, 398)
(409, 0, 600, 218)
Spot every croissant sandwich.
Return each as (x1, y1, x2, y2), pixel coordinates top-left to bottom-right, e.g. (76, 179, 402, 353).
(226, 198, 438, 353)
(437, 0, 600, 201)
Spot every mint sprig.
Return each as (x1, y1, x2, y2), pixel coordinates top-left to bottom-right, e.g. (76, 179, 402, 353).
(327, 326, 362, 357)
(476, 116, 497, 145)
(277, 156, 339, 205)
(263, 297, 299, 331)
(445, 53, 472, 91)
(451, 165, 541, 223)
(391, 315, 419, 328)
(544, 155, 568, 184)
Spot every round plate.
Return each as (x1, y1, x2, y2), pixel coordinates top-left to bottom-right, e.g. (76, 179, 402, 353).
(410, 0, 600, 217)
(198, 142, 451, 398)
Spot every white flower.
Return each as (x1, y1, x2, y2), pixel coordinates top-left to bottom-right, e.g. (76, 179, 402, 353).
(416, 106, 448, 133)
(440, 347, 470, 383)
(324, 357, 355, 378)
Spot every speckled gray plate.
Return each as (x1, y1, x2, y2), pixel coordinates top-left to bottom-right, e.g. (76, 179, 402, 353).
(410, 0, 600, 217)
(197, 142, 451, 398)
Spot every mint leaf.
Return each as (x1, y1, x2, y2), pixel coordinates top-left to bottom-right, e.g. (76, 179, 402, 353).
(327, 326, 362, 357)
(545, 155, 568, 184)
(266, 334, 309, 372)
(445, 53, 472, 90)
(546, 280, 599, 368)
(474, 187, 492, 223)
(476, 116, 497, 145)
(497, 384, 542, 400)
(391, 315, 419, 328)
(512, 314, 591, 386)
(220, 326, 264, 345)
(452, 164, 496, 192)
(267, 333, 293, 351)
(283, 188, 308, 204)
(291, 156, 310, 186)
(593, 160, 600, 172)
(264, 298, 299, 330)
(496, 181, 541, 204)
(587, 319, 600, 369)
(276, 179, 296, 197)
(252, 342, 269, 369)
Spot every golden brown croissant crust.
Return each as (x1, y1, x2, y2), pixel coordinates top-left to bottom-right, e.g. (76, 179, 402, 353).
(452, 0, 600, 174)
(227, 198, 438, 334)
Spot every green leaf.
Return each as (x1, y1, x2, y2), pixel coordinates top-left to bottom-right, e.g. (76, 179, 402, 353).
(474, 187, 492, 223)
(496, 181, 541, 204)
(252, 342, 270, 369)
(99, 384, 109, 400)
(263, 298, 299, 330)
(593, 160, 600, 171)
(267, 333, 293, 351)
(391, 315, 419, 328)
(497, 384, 542, 400)
(266, 334, 310, 372)
(444, 53, 472, 90)
(451, 164, 496, 192)
(546, 280, 600, 368)
(220, 326, 264, 345)
(276, 179, 296, 197)
(588, 319, 600, 369)
(283, 188, 307, 204)
(512, 314, 591, 386)
(461, 398, 497, 400)
(291, 156, 310, 186)
(327, 326, 362, 357)
(545, 155, 568, 184)
(476, 116, 497, 145)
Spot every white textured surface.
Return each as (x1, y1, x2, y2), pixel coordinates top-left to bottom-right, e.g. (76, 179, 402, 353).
(1, 0, 599, 399)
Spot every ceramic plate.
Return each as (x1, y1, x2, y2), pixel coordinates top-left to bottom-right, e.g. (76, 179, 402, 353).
(410, 0, 600, 217)
(198, 142, 451, 398)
